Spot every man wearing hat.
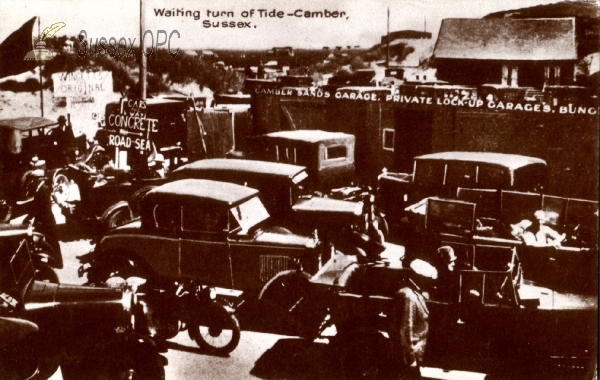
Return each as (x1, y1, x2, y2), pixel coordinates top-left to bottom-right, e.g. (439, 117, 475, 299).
(22, 169, 62, 268)
(49, 115, 76, 166)
(148, 154, 167, 178)
(389, 259, 438, 379)
(433, 246, 458, 303)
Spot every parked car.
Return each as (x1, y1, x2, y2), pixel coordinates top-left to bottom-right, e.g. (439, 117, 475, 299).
(378, 151, 548, 225)
(80, 179, 325, 300)
(0, 235, 166, 380)
(420, 193, 598, 293)
(170, 159, 364, 235)
(303, 244, 597, 379)
(243, 130, 356, 191)
(0, 117, 79, 221)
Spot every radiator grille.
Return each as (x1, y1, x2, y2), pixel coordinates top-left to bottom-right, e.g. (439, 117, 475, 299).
(260, 255, 291, 282)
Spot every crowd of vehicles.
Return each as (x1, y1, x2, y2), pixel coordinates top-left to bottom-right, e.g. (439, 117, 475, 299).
(0, 99, 596, 379)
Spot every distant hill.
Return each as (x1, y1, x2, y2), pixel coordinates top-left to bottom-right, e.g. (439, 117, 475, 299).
(484, 0, 599, 57)
(484, 0, 599, 19)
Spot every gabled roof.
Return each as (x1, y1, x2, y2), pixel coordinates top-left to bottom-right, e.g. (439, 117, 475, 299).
(434, 18, 577, 61)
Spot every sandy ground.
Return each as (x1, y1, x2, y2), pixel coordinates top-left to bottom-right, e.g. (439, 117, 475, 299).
(0, 88, 120, 139)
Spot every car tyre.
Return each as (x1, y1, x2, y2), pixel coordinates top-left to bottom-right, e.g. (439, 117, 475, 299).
(188, 302, 241, 356)
(106, 207, 132, 231)
(259, 270, 327, 339)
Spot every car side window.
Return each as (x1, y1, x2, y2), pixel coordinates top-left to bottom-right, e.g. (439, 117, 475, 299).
(325, 145, 347, 160)
(414, 160, 445, 187)
(478, 165, 508, 189)
(446, 162, 477, 189)
(153, 204, 180, 231)
(182, 204, 227, 234)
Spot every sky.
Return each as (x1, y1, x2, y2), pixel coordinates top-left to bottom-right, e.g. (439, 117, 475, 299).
(0, 0, 573, 51)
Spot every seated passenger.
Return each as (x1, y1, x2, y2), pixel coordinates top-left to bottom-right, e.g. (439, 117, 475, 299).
(511, 210, 566, 248)
(148, 154, 166, 179)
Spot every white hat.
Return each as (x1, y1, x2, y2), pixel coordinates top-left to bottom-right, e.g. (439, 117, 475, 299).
(410, 259, 438, 280)
(148, 154, 165, 167)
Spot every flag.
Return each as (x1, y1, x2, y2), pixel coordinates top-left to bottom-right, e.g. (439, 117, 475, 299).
(0, 17, 37, 79)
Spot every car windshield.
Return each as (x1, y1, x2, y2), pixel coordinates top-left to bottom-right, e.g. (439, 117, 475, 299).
(230, 196, 270, 233)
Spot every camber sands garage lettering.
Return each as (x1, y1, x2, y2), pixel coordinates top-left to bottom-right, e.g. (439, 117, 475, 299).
(106, 99, 159, 151)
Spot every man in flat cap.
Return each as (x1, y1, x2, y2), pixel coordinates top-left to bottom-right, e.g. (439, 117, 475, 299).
(389, 259, 438, 379)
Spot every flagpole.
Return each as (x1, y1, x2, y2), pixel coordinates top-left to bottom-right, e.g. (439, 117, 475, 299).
(386, 7, 390, 68)
(140, 0, 147, 100)
(38, 16, 44, 117)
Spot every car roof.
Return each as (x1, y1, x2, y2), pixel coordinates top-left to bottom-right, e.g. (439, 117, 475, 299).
(0, 117, 57, 131)
(148, 179, 259, 205)
(264, 130, 355, 144)
(415, 151, 546, 170)
(173, 159, 306, 179)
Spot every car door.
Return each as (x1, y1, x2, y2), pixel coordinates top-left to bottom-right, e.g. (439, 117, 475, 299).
(143, 201, 181, 279)
(179, 201, 232, 288)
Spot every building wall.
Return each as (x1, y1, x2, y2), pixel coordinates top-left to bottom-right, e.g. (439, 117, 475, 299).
(249, 94, 598, 199)
(436, 59, 576, 88)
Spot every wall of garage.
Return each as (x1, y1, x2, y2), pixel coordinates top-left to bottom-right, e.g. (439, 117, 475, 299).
(249, 93, 598, 200)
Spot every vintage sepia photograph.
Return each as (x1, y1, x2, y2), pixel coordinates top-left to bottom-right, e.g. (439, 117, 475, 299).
(0, 0, 598, 379)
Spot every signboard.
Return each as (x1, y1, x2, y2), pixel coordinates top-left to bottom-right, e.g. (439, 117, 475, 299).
(52, 70, 113, 97)
(51, 70, 113, 115)
(105, 98, 159, 153)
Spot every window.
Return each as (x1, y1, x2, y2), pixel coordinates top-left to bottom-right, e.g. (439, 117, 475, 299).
(446, 162, 477, 188)
(382, 128, 395, 151)
(182, 204, 227, 233)
(230, 196, 270, 233)
(153, 204, 180, 230)
(502, 65, 519, 87)
(325, 145, 347, 160)
(414, 160, 445, 187)
(478, 165, 509, 189)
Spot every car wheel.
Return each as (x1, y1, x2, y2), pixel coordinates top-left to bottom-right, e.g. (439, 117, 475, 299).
(188, 303, 241, 356)
(52, 174, 70, 205)
(259, 270, 327, 339)
(106, 207, 132, 231)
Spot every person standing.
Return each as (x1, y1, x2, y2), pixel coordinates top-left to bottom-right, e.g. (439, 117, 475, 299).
(49, 115, 76, 166)
(432, 246, 458, 303)
(390, 259, 437, 379)
(21, 169, 63, 269)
